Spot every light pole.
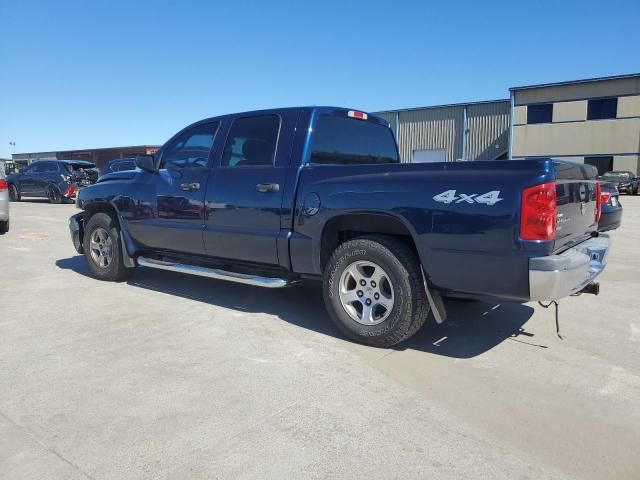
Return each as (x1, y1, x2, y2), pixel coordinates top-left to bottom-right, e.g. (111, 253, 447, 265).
(9, 142, 16, 156)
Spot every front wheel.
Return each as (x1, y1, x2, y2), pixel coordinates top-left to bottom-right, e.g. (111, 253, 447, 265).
(83, 212, 135, 282)
(323, 235, 430, 347)
(0, 219, 8, 233)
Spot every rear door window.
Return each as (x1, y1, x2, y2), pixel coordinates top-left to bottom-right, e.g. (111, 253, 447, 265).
(310, 115, 399, 165)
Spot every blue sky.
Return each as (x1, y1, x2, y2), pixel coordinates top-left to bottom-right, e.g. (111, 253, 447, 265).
(1, 0, 639, 157)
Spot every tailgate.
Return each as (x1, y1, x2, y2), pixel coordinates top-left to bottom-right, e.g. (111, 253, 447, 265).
(553, 161, 599, 253)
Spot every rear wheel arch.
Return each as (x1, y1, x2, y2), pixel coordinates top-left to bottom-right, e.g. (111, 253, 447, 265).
(319, 212, 420, 273)
(322, 234, 430, 347)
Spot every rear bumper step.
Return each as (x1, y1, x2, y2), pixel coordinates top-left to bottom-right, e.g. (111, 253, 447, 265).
(136, 256, 296, 288)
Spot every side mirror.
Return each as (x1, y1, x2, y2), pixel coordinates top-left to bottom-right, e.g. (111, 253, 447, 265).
(135, 155, 156, 173)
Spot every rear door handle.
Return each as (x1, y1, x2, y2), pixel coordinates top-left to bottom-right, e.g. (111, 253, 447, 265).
(256, 183, 280, 193)
(179, 182, 200, 191)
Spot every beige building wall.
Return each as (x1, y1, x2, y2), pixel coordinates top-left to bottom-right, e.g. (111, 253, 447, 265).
(618, 96, 640, 118)
(511, 75, 640, 174)
(514, 76, 640, 105)
(552, 101, 586, 123)
(614, 155, 640, 172)
(513, 105, 527, 125)
(512, 117, 640, 157)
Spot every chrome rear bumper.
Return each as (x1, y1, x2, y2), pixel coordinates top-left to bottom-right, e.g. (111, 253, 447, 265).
(529, 234, 610, 301)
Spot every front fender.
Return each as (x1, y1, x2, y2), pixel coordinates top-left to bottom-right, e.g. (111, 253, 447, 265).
(71, 200, 137, 269)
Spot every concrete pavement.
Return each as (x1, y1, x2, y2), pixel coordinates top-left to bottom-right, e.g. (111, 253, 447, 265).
(1, 198, 639, 479)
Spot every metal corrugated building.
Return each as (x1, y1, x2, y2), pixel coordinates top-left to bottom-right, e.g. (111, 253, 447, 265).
(375, 100, 510, 163)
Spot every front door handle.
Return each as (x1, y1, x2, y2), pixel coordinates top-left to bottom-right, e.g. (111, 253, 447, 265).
(179, 182, 200, 191)
(256, 183, 280, 193)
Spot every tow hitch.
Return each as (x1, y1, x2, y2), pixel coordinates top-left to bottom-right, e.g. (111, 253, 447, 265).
(577, 282, 600, 296)
(539, 282, 600, 339)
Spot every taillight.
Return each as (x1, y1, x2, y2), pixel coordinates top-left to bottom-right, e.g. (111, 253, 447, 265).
(595, 182, 602, 223)
(0, 179, 7, 191)
(599, 190, 611, 205)
(63, 185, 77, 198)
(520, 181, 557, 241)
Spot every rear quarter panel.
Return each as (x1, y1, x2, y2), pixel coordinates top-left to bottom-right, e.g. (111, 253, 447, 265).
(292, 159, 556, 301)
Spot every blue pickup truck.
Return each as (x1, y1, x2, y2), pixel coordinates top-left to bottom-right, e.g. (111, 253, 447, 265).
(69, 107, 611, 347)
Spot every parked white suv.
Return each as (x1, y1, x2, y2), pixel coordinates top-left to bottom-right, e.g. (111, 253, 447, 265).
(0, 168, 10, 233)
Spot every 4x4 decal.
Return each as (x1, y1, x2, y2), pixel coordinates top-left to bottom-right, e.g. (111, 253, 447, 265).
(433, 190, 503, 206)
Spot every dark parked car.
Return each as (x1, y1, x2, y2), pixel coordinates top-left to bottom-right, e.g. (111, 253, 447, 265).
(599, 171, 639, 195)
(7, 160, 97, 203)
(69, 106, 611, 347)
(598, 181, 622, 232)
(99, 158, 137, 177)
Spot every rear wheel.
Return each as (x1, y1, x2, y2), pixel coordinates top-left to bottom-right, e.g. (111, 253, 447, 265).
(47, 186, 62, 204)
(0, 219, 8, 233)
(83, 212, 135, 282)
(323, 235, 429, 347)
(8, 184, 20, 202)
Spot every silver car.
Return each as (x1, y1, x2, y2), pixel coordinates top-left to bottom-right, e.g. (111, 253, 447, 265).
(0, 168, 9, 233)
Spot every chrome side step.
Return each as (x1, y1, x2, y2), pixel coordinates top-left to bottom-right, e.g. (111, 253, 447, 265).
(137, 256, 293, 288)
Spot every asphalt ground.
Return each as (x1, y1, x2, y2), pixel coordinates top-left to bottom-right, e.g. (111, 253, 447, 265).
(1, 197, 639, 479)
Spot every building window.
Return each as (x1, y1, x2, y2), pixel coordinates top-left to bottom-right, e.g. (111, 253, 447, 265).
(527, 104, 553, 124)
(584, 156, 613, 175)
(587, 98, 617, 120)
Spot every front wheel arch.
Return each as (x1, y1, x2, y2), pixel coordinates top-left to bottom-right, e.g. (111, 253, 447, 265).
(8, 183, 20, 201)
(82, 203, 137, 267)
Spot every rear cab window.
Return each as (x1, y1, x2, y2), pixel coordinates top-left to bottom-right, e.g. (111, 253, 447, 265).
(310, 114, 399, 165)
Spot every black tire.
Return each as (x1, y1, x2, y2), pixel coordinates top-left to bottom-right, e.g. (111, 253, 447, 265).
(47, 186, 63, 204)
(8, 184, 20, 202)
(0, 219, 8, 233)
(83, 212, 135, 282)
(323, 235, 430, 347)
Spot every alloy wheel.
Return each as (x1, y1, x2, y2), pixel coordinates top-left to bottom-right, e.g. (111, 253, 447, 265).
(338, 260, 395, 325)
(89, 227, 114, 268)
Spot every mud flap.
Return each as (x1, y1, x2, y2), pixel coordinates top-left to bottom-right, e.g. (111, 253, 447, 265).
(420, 266, 447, 324)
